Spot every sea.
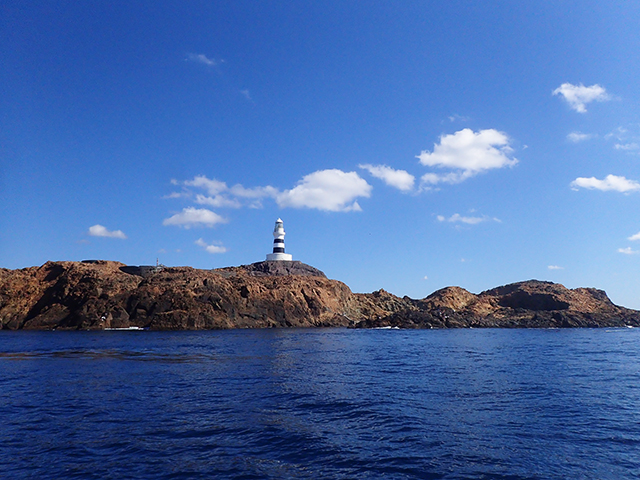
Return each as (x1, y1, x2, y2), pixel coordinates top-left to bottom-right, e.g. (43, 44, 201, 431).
(1, 328, 639, 480)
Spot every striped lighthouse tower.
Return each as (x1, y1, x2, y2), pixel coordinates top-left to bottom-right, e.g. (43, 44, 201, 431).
(266, 218, 293, 261)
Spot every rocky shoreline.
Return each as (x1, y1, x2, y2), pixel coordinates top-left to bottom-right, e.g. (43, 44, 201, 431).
(1, 260, 638, 330)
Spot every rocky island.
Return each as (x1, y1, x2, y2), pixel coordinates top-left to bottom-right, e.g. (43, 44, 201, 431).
(1, 260, 638, 330)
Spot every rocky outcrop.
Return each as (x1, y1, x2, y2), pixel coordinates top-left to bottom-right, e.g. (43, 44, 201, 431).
(215, 260, 327, 278)
(0, 261, 357, 330)
(0, 261, 638, 330)
(353, 280, 640, 329)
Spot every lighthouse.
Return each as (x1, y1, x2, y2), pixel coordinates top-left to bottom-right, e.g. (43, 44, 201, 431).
(266, 218, 293, 261)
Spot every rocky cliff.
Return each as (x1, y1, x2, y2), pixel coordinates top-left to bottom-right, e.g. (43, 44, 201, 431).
(1, 261, 638, 330)
(355, 280, 640, 329)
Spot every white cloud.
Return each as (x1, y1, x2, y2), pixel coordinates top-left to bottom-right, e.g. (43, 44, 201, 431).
(552, 83, 610, 113)
(448, 114, 470, 123)
(437, 213, 498, 225)
(359, 164, 415, 192)
(174, 176, 278, 210)
(171, 172, 371, 213)
(418, 129, 517, 171)
(421, 171, 472, 185)
(628, 232, 640, 241)
(605, 127, 628, 141)
(195, 238, 227, 254)
(229, 184, 278, 199)
(276, 169, 372, 212)
(614, 143, 640, 151)
(417, 129, 517, 186)
(88, 224, 127, 239)
(187, 53, 217, 66)
(163, 192, 190, 199)
(194, 194, 242, 209)
(618, 247, 639, 255)
(240, 89, 252, 101)
(184, 176, 228, 195)
(548, 265, 564, 270)
(162, 208, 227, 228)
(603, 126, 640, 153)
(570, 175, 640, 193)
(567, 131, 593, 143)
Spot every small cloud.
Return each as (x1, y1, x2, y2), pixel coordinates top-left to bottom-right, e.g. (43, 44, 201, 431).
(88, 224, 127, 239)
(423, 275, 428, 280)
(437, 213, 499, 225)
(229, 184, 278, 199)
(174, 175, 278, 210)
(158, 249, 167, 254)
(614, 143, 640, 151)
(163, 191, 191, 200)
(605, 127, 628, 141)
(629, 231, 640, 241)
(194, 194, 242, 209)
(195, 238, 227, 254)
(240, 89, 252, 101)
(184, 176, 228, 195)
(618, 247, 639, 255)
(417, 129, 517, 187)
(552, 83, 610, 113)
(548, 265, 564, 270)
(359, 164, 415, 192)
(187, 53, 217, 66)
(162, 208, 227, 228)
(570, 175, 640, 193)
(447, 114, 470, 123)
(421, 171, 470, 186)
(276, 169, 372, 212)
(567, 131, 593, 143)
(604, 126, 640, 153)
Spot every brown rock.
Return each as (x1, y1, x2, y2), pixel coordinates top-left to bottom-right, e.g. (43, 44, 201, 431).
(1, 262, 638, 330)
(0, 261, 357, 330)
(422, 286, 477, 311)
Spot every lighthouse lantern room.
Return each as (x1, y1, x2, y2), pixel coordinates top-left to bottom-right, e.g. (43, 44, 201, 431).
(266, 218, 293, 261)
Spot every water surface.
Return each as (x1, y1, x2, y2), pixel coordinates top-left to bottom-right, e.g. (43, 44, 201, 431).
(1, 328, 639, 479)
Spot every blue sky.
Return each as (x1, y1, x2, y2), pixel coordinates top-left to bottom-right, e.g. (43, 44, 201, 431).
(2, 1, 640, 308)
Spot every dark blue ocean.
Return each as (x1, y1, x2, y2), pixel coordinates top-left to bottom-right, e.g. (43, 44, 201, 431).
(1, 328, 639, 480)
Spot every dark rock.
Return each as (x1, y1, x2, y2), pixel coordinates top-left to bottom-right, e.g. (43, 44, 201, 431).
(215, 261, 327, 278)
(119, 266, 161, 278)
